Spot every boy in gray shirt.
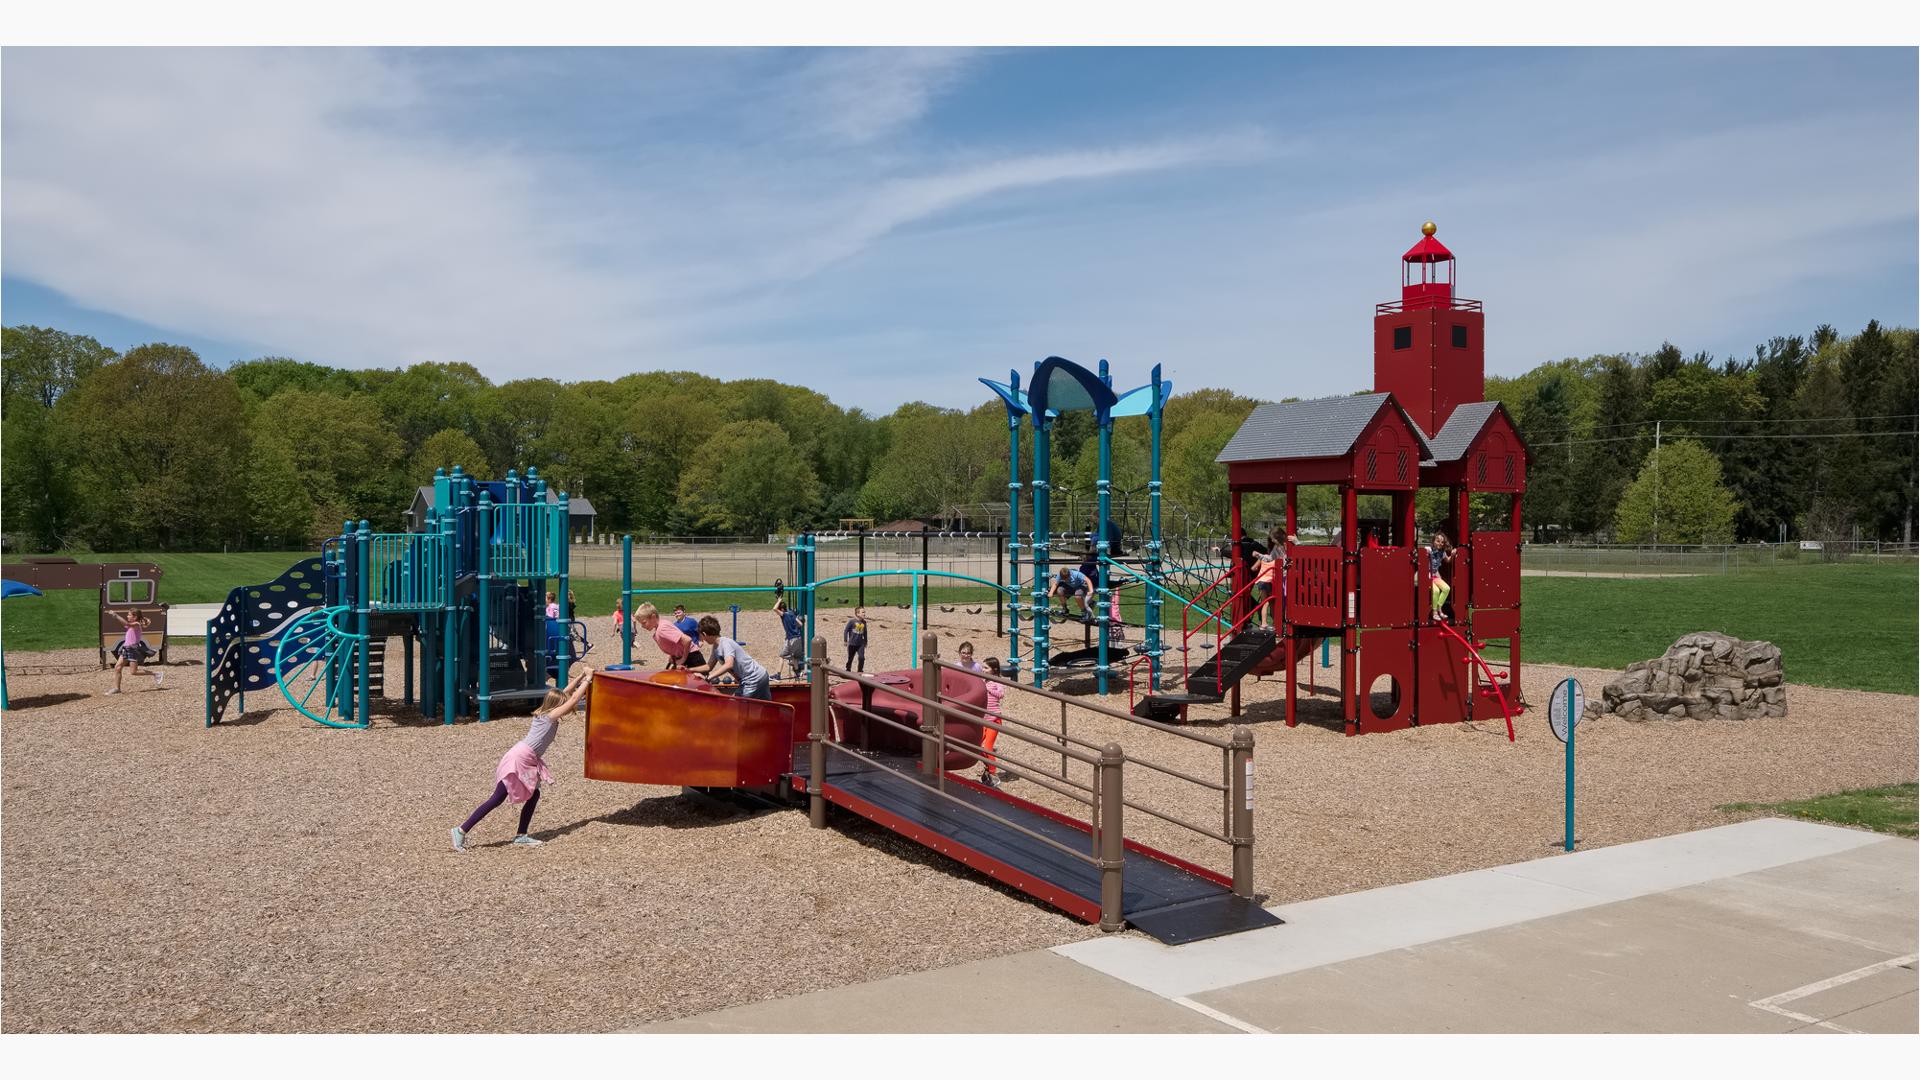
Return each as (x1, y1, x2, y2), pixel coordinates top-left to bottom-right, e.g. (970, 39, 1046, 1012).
(692, 614, 771, 700)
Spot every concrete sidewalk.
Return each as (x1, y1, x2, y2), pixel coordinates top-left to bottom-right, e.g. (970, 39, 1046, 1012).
(644, 819, 1916, 1034)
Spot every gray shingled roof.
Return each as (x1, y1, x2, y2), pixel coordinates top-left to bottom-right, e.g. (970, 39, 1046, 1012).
(1217, 393, 1433, 464)
(1424, 401, 1502, 463)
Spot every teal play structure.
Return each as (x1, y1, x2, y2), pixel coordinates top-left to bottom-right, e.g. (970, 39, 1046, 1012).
(618, 355, 1177, 699)
(205, 466, 582, 728)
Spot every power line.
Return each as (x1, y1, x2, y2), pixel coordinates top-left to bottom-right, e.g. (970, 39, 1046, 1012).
(1547, 413, 1918, 435)
(1530, 429, 1918, 449)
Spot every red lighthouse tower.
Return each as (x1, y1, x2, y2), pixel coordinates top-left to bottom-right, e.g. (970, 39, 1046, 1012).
(1372, 221, 1484, 437)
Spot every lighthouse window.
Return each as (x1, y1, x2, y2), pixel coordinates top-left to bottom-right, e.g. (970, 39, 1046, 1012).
(1451, 325, 1469, 348)
(1392, 326, 1412, 350)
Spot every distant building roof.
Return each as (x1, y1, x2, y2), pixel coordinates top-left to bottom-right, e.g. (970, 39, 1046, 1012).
(1216, 393, 1433, 464)
(1423, 401, 1503, 463)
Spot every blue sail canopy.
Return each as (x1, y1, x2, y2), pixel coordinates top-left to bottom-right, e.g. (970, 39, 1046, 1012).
(1111, 380, 1172, 418)
(1029, 356, 1118, 419)
(979, 377, 1032, 418)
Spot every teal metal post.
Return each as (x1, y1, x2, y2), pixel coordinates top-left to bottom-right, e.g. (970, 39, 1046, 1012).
(1095, 359, 1113, 695)
(332, 520, 351, 722)
(1146, 364, 1165, 689)
(621, 534, 634, 666)
(1006, 374, 1024, 678)
(355, 520, 372, 727)
(800, 532, 816, 648)
(440, 504, 457, 725)
(1032, 401, 1052, 687)
(557, 492, 572, 686)
(477, 492, 493, 722)
(910, 573, 921, 666)
(1565, 715, 1576, 852)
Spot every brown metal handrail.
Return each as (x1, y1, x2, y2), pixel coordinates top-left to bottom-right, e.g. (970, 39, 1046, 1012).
(1123, 797, 1229, 844)
(815, 737, 1100, 869)
(922, 679, 1110, 755)
(824, 665, 1104, 767)
(827, 697, 1100, 805)
(813, 636, 1128, 930)
(932, 655, 1253, 879)
(934, 659, 1231, 749)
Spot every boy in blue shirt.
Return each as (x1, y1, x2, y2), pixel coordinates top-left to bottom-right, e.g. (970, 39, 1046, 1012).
(1049, 566, 1093, 621)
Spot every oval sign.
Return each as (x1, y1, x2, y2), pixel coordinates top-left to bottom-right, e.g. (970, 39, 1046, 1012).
(1548, 678, 1585, 743)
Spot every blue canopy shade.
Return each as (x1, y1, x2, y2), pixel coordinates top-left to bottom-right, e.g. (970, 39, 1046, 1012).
(2, 580, 45, 600)
(1029, 356, 1119, 420)
(1111, 380, 1173, 418)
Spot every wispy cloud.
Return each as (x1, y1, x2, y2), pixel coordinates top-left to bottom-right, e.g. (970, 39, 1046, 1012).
(775, 48, 981, 145)
(1, 47, 1261, 386)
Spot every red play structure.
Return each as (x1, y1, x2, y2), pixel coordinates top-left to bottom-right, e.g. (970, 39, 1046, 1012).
(1139, 223, 1527, 735)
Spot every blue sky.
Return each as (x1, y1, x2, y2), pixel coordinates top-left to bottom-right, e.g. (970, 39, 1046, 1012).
(3, 47, 1914, 412)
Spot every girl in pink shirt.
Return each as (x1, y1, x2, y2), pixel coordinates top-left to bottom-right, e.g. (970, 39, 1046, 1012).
(979, 656, 1009, 788)
(106, 609, 163, 695)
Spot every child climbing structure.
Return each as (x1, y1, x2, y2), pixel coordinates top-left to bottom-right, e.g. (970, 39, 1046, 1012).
(1132, 222, 1527, 734)
(205, 466, 584, 728)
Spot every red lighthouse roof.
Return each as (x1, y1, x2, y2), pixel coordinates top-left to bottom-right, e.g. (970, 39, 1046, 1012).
(1402, 221, 1454, 263)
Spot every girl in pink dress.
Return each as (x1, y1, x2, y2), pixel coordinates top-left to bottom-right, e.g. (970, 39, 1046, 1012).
(451, 665, 593, 850)
(106, 609, 163, 695)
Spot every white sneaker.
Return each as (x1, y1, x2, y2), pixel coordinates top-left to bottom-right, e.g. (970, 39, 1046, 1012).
(151, 670, 166, 689)
(105, 688, 122, 695)
(510, 834, 543, 846)
(451, 827, 467, 852)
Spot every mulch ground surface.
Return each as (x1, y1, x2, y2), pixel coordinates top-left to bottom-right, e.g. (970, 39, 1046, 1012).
(3, 608, 1913, 1032)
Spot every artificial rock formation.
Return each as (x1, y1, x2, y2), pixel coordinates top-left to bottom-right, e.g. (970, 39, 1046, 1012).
(1584, 631, 1785, 722)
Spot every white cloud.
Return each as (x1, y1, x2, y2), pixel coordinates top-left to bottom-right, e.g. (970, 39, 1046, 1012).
(1, 47, 1261, 387)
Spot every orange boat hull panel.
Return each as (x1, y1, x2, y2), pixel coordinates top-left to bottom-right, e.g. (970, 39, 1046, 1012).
(584, 669, 795, 788)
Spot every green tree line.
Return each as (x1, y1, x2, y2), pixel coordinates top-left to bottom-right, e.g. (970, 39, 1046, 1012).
(1487, 322, 1917, 545)
(2, 320, 1911, 552)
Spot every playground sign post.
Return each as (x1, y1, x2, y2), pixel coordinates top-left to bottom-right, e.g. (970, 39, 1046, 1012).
(1547, 677, 1584, 851)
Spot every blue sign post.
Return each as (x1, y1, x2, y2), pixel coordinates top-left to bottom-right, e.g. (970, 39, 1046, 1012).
(1548, 678, 1585, 852)
(728, 604, 743, 645)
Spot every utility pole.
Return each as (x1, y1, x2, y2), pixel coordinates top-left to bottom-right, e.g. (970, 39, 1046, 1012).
(1651, 420, 1662, 545)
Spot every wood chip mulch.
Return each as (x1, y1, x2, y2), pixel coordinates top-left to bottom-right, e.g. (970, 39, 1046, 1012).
(3, 609, 1913, 1032)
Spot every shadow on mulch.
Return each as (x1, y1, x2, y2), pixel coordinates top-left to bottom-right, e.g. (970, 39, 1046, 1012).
(1, 692, 89, 709)
(211, 709, 281, 727)
(534, 794, 769, 841)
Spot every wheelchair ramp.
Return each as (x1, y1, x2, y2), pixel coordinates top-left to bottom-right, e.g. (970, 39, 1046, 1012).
(791, 749, 1281, 944)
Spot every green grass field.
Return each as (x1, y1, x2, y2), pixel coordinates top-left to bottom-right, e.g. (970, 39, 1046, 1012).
(4, 554, 1913, 694)
(1518, 563, 1916, 695)
(1721, 783, 1918, 838)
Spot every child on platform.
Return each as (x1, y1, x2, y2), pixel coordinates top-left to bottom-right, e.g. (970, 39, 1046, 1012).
(452, 664, 593, 851)
(691, 615, 771, 700)
(636, 602, 704, 669)
(544, 591, 559, 619)
(672, 604, 700, 641)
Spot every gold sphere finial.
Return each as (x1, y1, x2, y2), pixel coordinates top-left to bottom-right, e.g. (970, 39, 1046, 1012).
(1421, 220, 1437, 237)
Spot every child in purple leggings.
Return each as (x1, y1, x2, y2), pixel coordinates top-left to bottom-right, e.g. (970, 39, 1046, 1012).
(451, 665, 593, 851)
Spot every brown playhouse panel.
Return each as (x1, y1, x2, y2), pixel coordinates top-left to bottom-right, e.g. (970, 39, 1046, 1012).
(1357, 627, 1415, 732)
